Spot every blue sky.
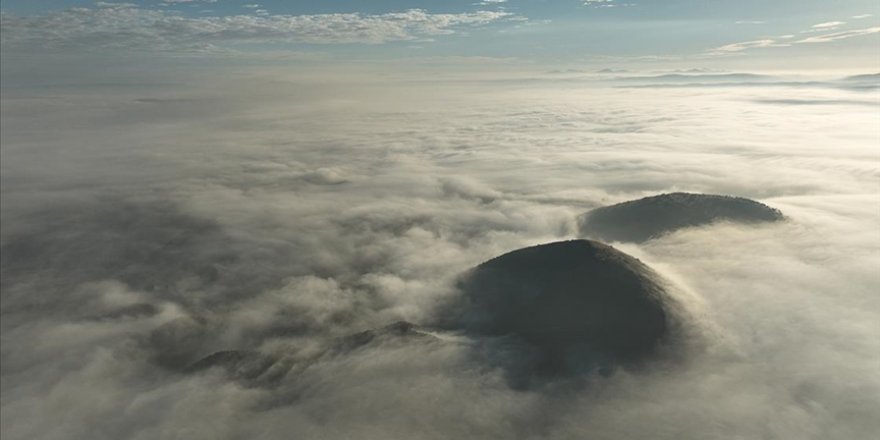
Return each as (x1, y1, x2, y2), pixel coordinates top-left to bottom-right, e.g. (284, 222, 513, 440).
(1, 1, 878, 70)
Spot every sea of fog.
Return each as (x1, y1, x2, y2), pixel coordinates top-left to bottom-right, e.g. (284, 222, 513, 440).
(2, 66, 879, 439)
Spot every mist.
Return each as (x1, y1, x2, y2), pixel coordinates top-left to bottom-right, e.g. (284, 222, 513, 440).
(2, 57, 879, 439)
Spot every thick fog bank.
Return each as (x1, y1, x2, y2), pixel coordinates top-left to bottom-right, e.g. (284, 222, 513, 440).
(2, 66, 879, 439)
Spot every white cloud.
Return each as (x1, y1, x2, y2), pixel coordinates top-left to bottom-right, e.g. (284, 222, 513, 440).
(709, 39, 789, 54)
(94, 1, 137, 7)
(812, 21, 845, 29)
(708, 22, 880, 55)
(0, 6, 515, 52)
(583, 0, 618, 8)
(161, 0, 218, 4)
(798, 26, 880, 43)
(852, 14, 872, 19)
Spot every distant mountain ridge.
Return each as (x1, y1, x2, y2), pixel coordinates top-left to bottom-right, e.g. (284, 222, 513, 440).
(613, 73, 776, 83)
(842, 73, 880, 82)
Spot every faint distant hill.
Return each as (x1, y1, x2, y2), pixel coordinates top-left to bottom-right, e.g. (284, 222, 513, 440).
(842, 73, 880, 82)
(837, 73, 880, 90)
(613, 73, 776, 83)
(580, 193, 784, 243)
(610, 72, 880, 90)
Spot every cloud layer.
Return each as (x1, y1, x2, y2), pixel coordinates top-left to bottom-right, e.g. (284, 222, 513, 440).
(1, 63, 879, 439)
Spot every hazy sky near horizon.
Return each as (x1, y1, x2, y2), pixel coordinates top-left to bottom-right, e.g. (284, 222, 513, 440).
(1, 0, 879, 71)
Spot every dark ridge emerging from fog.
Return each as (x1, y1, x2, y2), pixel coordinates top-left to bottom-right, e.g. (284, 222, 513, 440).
(445, 240, 683, 383)
(333, 320, 434, 351)
(184, 321, 437, 385)
(580, 192, 784, 243)
(189, 241, 689, 388)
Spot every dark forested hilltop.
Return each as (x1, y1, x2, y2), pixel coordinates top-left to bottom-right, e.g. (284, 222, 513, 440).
(580, 193, 784, 243)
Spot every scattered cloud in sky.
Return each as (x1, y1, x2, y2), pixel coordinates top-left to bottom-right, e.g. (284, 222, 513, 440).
(0, 1, 877, 67)
(709, 39, 789, 54)
(0, 5, 514, 51)
(798, 26, 880, 43)
(812, 21, 846, 29)
(709, 17, 880, 57)
(583, 0, 618, 8)
(161, 0, 217, 4)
